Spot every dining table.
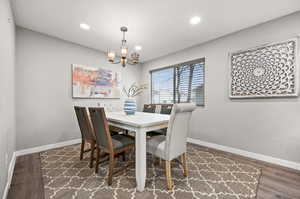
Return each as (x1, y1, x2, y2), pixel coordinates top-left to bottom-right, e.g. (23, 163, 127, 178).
(106, 111, 170, 192)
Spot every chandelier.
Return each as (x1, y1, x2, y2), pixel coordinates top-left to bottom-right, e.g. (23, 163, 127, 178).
(107, 26, 140, 67)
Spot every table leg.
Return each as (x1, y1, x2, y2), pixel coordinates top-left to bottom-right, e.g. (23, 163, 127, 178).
(135, 128, 146, 192)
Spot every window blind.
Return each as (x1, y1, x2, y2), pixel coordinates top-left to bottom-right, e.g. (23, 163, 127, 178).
(151, 67, 174, 104)
(151, 59, 205, 106)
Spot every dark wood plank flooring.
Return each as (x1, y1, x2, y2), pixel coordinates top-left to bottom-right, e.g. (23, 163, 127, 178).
(7, 145, 300, 199)
(7, 153, 44, 199)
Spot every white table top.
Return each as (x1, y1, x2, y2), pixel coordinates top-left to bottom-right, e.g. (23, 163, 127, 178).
(106, 111, 170, 128)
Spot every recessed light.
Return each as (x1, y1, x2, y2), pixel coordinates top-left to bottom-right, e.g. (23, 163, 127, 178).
(189, 16, 201, 25)
(80, 23, 90, 30)
(134, 45, 142, 51)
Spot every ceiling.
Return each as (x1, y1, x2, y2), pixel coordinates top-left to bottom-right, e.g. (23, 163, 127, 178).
(12, 0, 300, 62)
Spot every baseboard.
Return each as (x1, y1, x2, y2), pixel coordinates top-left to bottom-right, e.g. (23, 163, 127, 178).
(15, 138, 81, 157)
(2, 152, 16, 199)
(187, 137, 300, 171)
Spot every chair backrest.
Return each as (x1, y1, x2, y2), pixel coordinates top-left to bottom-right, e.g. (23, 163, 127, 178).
(88, 107, 113, 151)
(74, 106, 95, 141)
(160, 104, 173, 115)
(165, 103, 196, 161)
(143, 104, 156, 113)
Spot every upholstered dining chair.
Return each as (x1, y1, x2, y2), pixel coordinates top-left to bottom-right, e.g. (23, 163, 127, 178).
(88, 107, 135, 185)
(74, 106, 96, 168)
(147, 104, 173, 137)
(160, 104, 173, 115)
(146, 103, 196, 190)
(143, 104, 156, 113)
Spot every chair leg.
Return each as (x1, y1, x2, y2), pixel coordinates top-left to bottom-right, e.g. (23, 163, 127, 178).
(165, 160, 173, 190)
(89, 142, 95, 168)
(108, 153, 115, 185)
(80, 140, 85, 160)
(121, 151, 126, 161)
(95, 147, 100, 174)
(181, 153, 188, 177)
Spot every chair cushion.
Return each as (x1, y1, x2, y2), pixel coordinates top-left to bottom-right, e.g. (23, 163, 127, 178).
(147, 128, 167, 137)
(111, 134, 135, 149)
(146, 135, 166, 160)
(109, 126, 125, 134)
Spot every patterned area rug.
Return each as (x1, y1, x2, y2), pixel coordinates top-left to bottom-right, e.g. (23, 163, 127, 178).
(41, 144, 261, 199)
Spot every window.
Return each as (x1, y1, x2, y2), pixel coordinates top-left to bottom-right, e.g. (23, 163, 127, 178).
(151, 58, 205, 106)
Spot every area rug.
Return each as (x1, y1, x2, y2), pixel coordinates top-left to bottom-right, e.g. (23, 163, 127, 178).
(41, 144, 261, 199)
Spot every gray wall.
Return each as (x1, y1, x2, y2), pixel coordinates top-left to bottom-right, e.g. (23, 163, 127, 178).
(141, 12, 300, 163)
(0, 0, 16, 197)
(16, 27, 142, 150)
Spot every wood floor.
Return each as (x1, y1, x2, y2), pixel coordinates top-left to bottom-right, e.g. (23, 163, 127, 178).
(7, 145, 300, 199)
(7, 153, 44, 199)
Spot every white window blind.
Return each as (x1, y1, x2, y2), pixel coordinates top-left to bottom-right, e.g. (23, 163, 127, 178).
(151, 59, 205, 106)
(151, 67, 174, 104)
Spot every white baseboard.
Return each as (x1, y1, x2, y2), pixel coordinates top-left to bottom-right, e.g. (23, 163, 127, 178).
(187, 137, 300, 171)
(2, 152, 16, 199)
(15, 138, 81, 157)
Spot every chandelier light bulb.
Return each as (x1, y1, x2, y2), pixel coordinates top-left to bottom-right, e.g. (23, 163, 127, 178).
(107, 50, 115, 62)
(131, 52, 140, 64)
(121, 47, 128, 58)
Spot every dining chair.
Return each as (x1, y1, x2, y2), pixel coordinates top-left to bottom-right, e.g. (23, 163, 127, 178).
(74, 106, 96, 168)
(160, 104, 173, 115)
(143, 104, 159, 137)
(143, 104, 156, 113)
(146, 103, 196, 190)
(147, 104, 173, 137)
(88, 107, 135, 185)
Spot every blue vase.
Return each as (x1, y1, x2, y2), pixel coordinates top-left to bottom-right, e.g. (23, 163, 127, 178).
(124, 98, 137, 115)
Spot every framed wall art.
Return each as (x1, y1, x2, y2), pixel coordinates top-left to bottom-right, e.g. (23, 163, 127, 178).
(72, 64, 121, 99)
(229, 38, 298, 98)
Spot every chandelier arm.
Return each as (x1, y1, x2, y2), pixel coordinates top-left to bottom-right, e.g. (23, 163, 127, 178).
(127, 58, 139, 65)
(127, 62, 138, 65)
(127, 58, 133, 64)
(127, 59, 138, 65)
(111, 60, 121, 64)
(109, 56, 121, 63)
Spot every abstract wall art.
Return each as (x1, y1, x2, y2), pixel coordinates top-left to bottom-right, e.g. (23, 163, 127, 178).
(72, 64, 121, 98)
(229, 38, 298, 98)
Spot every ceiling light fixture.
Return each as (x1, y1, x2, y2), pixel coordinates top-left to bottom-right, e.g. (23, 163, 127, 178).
(190, 16, 201, 25)
(80, 23, 90, 30)
(107, 26, 140, 67)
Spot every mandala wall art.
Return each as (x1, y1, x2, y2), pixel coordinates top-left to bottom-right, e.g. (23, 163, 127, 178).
(229, 38, 299, 98)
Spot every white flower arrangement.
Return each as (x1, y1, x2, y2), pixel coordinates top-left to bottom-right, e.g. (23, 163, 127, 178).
(123, 82, 147, 98)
